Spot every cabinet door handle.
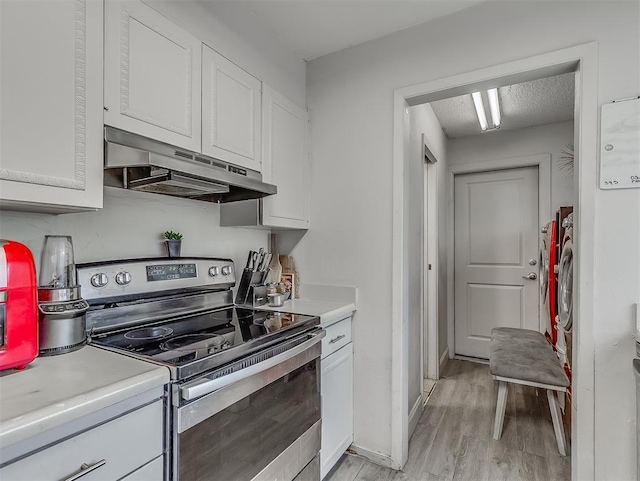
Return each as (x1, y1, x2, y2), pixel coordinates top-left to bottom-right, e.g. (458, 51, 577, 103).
(62, 459, 106, 481)
(329, 334, 346, 344)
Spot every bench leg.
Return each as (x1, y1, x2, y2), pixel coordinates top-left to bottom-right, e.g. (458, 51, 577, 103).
(493, 381, 508, 440)
(547, 389, 567, 456)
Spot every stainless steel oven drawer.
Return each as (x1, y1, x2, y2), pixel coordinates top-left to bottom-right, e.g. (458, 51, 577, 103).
(173, 330, 324, 481)
(253, 421, 321, 481)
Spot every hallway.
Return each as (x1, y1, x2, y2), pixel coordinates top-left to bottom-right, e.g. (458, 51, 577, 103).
(326, 360, 570, 481)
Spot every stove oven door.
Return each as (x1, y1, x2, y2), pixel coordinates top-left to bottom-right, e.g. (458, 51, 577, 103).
(172, 330, 324, 481)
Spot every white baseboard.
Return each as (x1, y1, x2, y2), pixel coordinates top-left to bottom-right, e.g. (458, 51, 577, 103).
(348, 444, 396, 469)
(408, 395, 423, 438)
(439, 347, 450, 373)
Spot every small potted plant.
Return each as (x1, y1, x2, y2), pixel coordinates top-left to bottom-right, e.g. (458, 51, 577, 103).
(163, 231, 183, 258)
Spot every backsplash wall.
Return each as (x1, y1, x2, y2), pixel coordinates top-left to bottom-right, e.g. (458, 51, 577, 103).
(0, 187, 268, 272)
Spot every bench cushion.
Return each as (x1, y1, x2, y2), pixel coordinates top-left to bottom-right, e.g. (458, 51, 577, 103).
(490, 327, 569, 388)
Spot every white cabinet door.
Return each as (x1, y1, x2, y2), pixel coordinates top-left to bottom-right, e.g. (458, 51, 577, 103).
(104, 0, 201, 152)
(321, 344, 354, 479)
(202, 45, 261, 172)
(0, 0, 103, 212)
(0, 401, 163, 481)
(261, 86, 310, 229)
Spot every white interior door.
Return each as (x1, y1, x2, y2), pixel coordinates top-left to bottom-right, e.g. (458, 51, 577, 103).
(454, 166, 539, 359)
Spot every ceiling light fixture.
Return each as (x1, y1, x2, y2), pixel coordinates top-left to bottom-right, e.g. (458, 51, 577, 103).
(487, 88, 501, 128)
(471, 91, 488, 131)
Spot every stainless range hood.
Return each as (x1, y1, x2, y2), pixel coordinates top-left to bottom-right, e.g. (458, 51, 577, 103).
(104, 127, 277, 203)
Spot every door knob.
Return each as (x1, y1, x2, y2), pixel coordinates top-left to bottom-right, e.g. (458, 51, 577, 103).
(523, 273, 538, 280)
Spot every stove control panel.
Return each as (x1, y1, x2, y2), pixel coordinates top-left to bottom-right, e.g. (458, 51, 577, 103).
(78, 258, 235, 301)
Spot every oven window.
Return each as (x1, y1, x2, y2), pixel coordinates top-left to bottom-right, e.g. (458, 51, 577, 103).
(179, 359, 320, 481)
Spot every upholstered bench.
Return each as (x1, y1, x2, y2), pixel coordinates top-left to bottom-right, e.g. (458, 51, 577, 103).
(489, 327, 570, 456)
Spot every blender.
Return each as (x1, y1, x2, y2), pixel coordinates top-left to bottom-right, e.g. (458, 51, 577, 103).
(37, 235, 89, 355)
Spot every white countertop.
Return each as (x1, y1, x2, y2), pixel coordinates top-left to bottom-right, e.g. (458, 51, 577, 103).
(0, 346, 169, 449)
(260, 299, 356, 328)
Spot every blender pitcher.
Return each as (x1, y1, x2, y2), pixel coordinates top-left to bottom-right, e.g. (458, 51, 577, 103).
(37, 235, 89, 355)
(39, 235, 77, 289)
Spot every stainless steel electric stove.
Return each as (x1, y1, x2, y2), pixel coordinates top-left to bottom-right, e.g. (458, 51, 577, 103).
(77, 257, 323, 481)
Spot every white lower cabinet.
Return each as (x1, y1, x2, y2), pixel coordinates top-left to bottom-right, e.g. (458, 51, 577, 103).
(0, 401, 163, 481)
(321, 317, 354, 479)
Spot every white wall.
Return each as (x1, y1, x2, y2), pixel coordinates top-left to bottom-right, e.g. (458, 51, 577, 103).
(300, 1, 639, 476)
(448, 120, 575, 213)
(0, 188, 269, 276)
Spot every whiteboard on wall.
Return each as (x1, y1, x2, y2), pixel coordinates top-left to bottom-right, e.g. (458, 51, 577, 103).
(600, 97, 640, 189)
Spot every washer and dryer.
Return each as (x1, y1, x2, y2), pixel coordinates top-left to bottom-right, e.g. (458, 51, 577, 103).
(540, 207, 574, 446)
(557, 211, 574, 366)
(556, 210, 574, 447)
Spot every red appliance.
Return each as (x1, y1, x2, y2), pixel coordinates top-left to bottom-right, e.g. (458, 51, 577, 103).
(541, 219, 558, 345)
(0, 240, 38, 370)
(548, 219, 558, 343)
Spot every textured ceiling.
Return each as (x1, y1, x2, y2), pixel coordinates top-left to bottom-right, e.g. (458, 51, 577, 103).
(199, 0, 487, 61)
(430, 73, 575, 138)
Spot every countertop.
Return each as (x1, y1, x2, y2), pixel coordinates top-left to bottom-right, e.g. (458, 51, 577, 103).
(260, 299, 356, 328)
(0, 346, 169, 450)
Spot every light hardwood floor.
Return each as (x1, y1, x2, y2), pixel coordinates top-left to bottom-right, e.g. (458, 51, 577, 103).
(326, 359, 570, 481)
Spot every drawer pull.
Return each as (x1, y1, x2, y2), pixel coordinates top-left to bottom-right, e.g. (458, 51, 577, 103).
(329, 334, 346, 344)
(62, 459, 106, 481)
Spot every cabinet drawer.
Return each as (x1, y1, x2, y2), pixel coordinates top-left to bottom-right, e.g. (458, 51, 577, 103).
(0, 401, 163, 481)
(322, 317, 352, 358)
(121, 455, 164, 480)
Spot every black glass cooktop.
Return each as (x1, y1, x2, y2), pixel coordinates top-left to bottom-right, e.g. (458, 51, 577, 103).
(90, 307, 319, 377)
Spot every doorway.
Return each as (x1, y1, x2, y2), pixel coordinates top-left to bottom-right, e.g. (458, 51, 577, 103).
(391, 43, 598, 476)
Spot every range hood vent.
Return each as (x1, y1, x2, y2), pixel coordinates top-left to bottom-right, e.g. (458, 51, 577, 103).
(104, 127, 277, 203)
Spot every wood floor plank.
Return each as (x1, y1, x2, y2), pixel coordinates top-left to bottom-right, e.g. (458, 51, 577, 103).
(461, 382, 494, 440)
(329, 360, 569, 481)
(418, 411, 463, 480)
(419, 472, 449, 481)
(515, 390, 548, 457)
(325, 454, 366, 481)
(511, 449, 552, 481)
(355, 462, 417, 481)
(418, 379, 456, 427)
(404, 422, 439, 477)
(452, 436, 490, 481)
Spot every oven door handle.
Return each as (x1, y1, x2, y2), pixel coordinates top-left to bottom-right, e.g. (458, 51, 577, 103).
(181, 331, 325, 401)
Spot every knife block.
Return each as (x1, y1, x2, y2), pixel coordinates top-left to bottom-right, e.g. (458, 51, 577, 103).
(234, 268, 268, 307)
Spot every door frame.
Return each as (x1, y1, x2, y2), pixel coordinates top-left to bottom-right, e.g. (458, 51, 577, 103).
(391, 42, 597, 479)
(448, 154, 551, 358)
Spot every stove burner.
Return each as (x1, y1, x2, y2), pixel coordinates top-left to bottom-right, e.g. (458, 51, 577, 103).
(161, 333, 227, 352)
(124, 326, 174, 340)
(208, 308, 254, 323)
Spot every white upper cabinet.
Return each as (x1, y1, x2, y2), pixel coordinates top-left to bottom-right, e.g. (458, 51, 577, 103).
(0, 0, 104, 212)
(104, 0, 202, 152)
(261, 86, 310, 229)
(202, 45, 262, 172)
